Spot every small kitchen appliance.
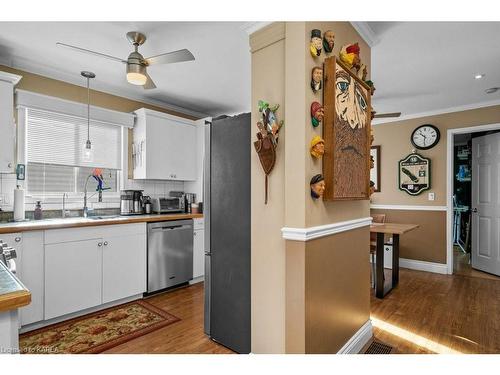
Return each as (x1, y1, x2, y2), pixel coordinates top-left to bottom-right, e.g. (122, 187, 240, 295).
(151, 197, 185, 214)
(120, 190, 144, 215)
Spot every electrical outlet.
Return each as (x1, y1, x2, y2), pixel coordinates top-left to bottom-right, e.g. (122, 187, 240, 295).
(428, 192, 435, 201)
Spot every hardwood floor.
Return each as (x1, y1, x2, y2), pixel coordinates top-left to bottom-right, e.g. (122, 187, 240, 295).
(371, 268, 500, 354)
(453, 246, 499, 281)
(103, 282, 233, 354)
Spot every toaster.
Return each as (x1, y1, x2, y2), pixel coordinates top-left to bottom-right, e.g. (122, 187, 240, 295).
(151, 197, 185, 214)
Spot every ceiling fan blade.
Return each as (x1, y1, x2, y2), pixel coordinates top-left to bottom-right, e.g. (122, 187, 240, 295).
(143, 71, 157, 90)
(56, 42, 127, 64)
(146, 49, 195, 66)
(373, 112, 402, 119)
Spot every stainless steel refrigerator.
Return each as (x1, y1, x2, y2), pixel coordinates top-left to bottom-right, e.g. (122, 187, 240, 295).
(203, 113, 251, 354)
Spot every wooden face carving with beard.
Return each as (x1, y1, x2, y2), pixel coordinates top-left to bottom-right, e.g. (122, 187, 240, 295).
(331, 63, 369, 199)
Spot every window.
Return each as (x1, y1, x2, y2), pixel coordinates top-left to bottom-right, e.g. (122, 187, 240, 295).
(25, 108, 122, 196)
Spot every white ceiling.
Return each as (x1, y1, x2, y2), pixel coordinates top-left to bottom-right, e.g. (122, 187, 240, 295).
(368, 22, 500, 122)
(0, 22, 252, 117)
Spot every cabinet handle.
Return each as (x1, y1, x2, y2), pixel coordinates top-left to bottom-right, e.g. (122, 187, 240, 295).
(15, 237, 21, 242)
(98, 242, 103, 247)
(8, 163, 12, 169)
(194, 232, 196, 236)
(103, 241, 108, 246)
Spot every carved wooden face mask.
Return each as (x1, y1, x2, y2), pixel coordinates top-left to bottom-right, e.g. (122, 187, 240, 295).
(311, 67, 323, 93)
(310, 174, 326, 199)
(323, 30, 335, 53)
(310, 29, 322, 57)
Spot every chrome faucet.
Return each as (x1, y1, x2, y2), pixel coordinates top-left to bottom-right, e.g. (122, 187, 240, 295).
(83, 174, 93, 218)
(62, 193, 69, 218)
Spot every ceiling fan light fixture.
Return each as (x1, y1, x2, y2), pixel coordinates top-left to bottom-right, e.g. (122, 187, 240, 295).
(126, 64, 147, 86)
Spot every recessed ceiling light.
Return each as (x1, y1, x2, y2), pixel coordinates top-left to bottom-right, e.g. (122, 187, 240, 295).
(474, 74, 485, 80)
(485, 87, 499, 94)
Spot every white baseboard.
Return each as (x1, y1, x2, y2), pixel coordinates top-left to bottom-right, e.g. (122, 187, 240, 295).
(400, 258, 448, 274)
(337, 319, 373, 354)
(189, 275, 204, 285)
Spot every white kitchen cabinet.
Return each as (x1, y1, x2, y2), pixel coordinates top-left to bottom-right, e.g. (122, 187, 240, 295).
(133, 108, 197, 181)
(16, 232, 44, 326)
(0, 72, 22, 173)
(102, 232, 146, 304)
(44, 238, 103, 320)
(193, 229, 205, 279)
(0, 231, 44, 326)
(193, 218, 205, 279)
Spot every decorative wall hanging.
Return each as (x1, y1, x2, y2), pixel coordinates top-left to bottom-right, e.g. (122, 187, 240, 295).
(310, 66, 323, 93)
(365, 80, 376, 96)
(322, 57, 371, 201)
(357, 63, 367, 81)
(310, 174, 326, 199)
(254, 100, 284, 204)
(310, 136, 325, 159)
(310, 29, 322, 58)
(398, 153, 431, 196)
(339, 43, 361, 71)
(310, 101, 324, 127)
(370, 145, 381, 192)
(323, 30, 335, 54)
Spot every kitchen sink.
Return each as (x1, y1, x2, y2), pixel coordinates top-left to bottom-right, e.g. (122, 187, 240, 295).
(87, 215, 122, 220)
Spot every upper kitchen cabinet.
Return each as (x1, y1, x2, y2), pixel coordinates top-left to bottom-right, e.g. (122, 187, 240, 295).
(0, 71, 22, 173)
(132, 108, 197, 181)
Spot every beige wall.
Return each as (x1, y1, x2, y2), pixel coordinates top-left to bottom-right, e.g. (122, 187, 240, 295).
(251, 22, 372, 354)
(0, 65, 197, 119)
(371, 105, 500, 206)
(250, 23, 287, 353)
(371, 105, 500, 264)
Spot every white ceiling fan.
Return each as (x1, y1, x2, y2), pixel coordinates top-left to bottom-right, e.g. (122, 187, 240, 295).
(57, 31, 195, 90)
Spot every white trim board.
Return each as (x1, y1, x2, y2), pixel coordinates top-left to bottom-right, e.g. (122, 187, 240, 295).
(282, 217, 372, 242)
(337, 320, 373, 354)
(350, 22, 379, 47)
(400, 258, 448, 275)
(372, 99, 500, 126)
(370, 204, 447, 212)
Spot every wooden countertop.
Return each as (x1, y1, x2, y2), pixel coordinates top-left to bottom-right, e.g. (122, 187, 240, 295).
(0, 262, 31, 312)
(0, 213, 203, 234)
(370, 223, 419, 235)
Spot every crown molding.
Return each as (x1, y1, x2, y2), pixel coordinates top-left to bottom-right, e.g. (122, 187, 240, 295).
(372, 98, 500, 126)
(350, 22, 379, 47)
(282, 217, 372, 242)
(241, 22, 273, 36)
(0, 55, 211, 119)
(0, 70, 22, 85)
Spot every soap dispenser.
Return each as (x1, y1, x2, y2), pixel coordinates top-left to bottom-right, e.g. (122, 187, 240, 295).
(34, 201, 43, 220)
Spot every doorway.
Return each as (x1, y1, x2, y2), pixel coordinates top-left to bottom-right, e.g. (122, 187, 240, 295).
(447, 123, 500, 278)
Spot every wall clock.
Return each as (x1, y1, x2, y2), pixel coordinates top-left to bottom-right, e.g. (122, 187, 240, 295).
(411, 124, 440, 150)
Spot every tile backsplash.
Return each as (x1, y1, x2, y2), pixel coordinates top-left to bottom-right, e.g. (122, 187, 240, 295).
(0, 172, 185, 212)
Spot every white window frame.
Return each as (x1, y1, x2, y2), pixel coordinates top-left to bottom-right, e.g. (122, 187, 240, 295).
(16, 91, 134, 206)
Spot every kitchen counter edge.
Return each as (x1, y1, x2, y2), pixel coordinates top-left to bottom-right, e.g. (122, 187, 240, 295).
(0, 214, 204, 234)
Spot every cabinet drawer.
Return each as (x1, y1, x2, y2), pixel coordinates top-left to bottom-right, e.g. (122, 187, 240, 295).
(44, 222, 146, 244)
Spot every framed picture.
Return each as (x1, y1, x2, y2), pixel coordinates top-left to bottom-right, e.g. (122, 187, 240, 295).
(398, 153, 431, 195)
(322, 57, 371, 201)
(370, 145, 381, 192)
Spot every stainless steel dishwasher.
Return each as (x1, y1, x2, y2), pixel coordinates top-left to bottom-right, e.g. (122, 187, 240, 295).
(147, 220, 193, 293)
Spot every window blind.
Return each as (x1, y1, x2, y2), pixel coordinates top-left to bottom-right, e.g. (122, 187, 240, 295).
(26, 108, 122, 170)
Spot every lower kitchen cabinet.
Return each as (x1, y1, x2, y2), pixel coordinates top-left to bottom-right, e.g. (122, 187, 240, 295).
(102, 233, 146, 304)
(193, 229, 205, 279)
(44, 238, 103, 320)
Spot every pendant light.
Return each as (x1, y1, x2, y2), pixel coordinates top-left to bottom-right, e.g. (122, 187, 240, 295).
(81, 71, 96, 162)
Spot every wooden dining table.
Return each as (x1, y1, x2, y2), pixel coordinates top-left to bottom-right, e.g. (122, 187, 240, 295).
(370, 223, 419, 298)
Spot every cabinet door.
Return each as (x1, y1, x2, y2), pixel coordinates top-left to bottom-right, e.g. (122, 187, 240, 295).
(147, 115, 197, 181)
(0, 80, 15, 173)
(102, 233, 146, 304)
(193, 229, 205, 279)
(45, 239, 102, 320)
(16, 231, 44, 326)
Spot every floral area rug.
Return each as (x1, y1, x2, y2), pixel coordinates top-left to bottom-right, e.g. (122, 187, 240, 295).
(19, 300, 180, 354)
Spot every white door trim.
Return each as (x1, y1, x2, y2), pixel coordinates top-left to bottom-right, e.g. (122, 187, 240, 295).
(446, 123, 500, 274)
(337, 319, 373, 354)
(370, 204, 447, 211)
